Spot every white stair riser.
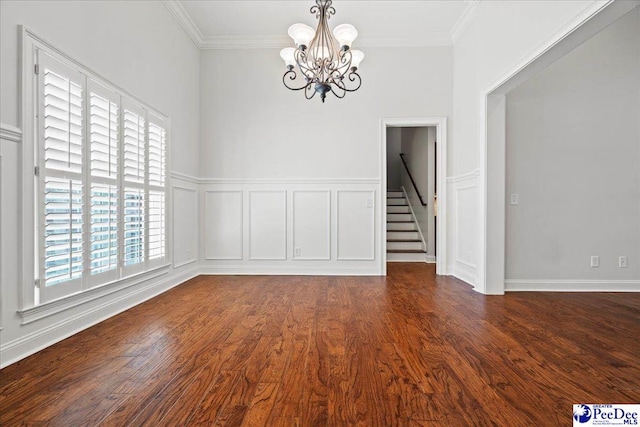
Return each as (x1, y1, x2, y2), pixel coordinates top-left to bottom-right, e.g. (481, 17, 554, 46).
(387, 213, 412, 222)
(387, 252, 427, 262)
(387, 206, 410, 214)
(387, 191, 403, 198)
(387, 231, 419, 240)
(387, 241, 424, 250)
(387, 222, 417, 231)
(387, 198, 406, 206)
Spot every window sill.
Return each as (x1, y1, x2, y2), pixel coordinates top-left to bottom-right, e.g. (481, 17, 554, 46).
(18, 264, 171, 325)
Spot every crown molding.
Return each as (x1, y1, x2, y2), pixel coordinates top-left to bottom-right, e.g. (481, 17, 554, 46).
(162, 0, 204, 48)
(450, 0, 480, 44)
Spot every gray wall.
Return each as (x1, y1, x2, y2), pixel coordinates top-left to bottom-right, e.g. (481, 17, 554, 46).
(505, 7, 640, 280)
(401, 127, 436, 257)
(386, 128, 402, 189)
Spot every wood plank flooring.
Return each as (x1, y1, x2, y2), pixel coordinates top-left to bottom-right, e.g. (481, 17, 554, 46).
(1, 263, 639, 426)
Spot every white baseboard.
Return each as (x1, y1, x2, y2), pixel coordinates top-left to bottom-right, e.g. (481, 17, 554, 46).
(0, 266, 199, 368)
(199, 265, 381, 276)
(505, 279, 640, 292)
(426, 255, 436, 263)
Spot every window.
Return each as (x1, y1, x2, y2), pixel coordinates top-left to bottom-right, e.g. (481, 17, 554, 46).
(34, 48, 168, 305)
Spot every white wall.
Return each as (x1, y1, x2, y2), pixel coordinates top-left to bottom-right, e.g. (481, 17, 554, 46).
(386, 128, 402, 189)
(199, 47, 453, 274)
(451, 0, 603, 290)
(400, 127, 436, 258)
(0, 0, 200, 366)
(505, 7, 640, 287)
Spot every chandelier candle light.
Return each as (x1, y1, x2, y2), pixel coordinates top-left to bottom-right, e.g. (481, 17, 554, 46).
(280, 0, 364, 103)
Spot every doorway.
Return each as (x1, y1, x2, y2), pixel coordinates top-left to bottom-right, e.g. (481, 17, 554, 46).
(380, 117, 447, 276)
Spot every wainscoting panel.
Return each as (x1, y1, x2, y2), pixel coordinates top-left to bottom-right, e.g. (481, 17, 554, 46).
(172, 184, 198, 268)
(199, 180, 381, 275)
(204, 191, 243, 260)
(447, 170, 480, 287)
(337, 190, 375, 261)
(292, 190, 331, 260)
(249, 191, 287, 260)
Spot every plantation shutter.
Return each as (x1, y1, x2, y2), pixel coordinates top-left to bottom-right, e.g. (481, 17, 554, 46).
(122, 100, 146, 274)
(147, 114, 167, 266)
(38, 51, 86, 303)
(88, 81, 120, 284)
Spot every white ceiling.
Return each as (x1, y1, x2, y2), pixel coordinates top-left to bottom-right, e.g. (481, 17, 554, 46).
(166, 0, 478, 49)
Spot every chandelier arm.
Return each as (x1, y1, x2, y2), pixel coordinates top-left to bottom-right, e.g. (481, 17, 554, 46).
(340, 71, 362, 92)
(329, 83, 347, 99)
(304, 84, 317, 99)
(283, 69, 313, 91)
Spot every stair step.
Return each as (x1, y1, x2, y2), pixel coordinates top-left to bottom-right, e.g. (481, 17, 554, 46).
(387, 206, 410, 214)
(387, 198, 406, 206)
(387, 240, 424, 250)
(387, 213, 412, 222)
(387, 222, 417, 231)
(387, 231, 419, 240)
(387, 191, 403, 198)
(387, 251, 427, 262)
(387, 249, 426, 253)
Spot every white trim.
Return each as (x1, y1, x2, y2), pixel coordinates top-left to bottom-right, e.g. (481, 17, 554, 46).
(478, 0, 622, 295)
(170, 170, 200, 184)
(426, 255, 436, 263)
(451, 0, 480, 44)
(199, 177, 380, 185)
(454, 183, 478, 272)
(162, 0, 204, 48)
(292, 190, 331, 261)
(336, 190, 376, 261)
(0, 123, 22, 142)
(1, 266, 199, 368)
(248, 190, 288, 261)
(18, 264, 170, 324)
(505, 280, 640, 292)
(446, 169, 480, 184)
(203, 190, 244, 261)
(380, 117, 448, 276)
(451, 264, 478, 287)
(200, 265, 379, 276)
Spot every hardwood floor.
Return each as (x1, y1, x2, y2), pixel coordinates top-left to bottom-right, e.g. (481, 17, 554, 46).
(1, 263, 639, 426)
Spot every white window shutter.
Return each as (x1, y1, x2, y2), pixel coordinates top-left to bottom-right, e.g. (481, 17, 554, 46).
(123, 109, 145, 184)
(38, 51, 86, 303)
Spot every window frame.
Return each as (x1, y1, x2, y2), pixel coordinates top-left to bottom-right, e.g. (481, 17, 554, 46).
(19, 27, 171, 313)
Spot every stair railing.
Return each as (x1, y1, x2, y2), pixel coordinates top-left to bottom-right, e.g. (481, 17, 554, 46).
(399, 153, 427, 207)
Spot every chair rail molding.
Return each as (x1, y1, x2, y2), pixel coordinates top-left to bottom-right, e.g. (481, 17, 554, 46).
(0, 123, 22, 143)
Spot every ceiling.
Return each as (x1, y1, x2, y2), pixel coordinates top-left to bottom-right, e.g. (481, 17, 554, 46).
(165, 0, 479, 49)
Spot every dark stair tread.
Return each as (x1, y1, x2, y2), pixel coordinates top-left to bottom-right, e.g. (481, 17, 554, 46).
(387, 239, 421, 242)
(387, 221, 414, 223)
(387, 249, 426, 254)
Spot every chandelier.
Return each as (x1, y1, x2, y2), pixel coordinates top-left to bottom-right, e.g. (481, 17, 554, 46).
(280, 0, 364, 103)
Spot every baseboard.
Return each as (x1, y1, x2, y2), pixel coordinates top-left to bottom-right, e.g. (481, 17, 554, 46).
(199, 265, 382, 276)
(426, 255, 436, 263)
(0, 266, 199, 368)
(451, 267, 478, 289)
(505, 279, 640, 292)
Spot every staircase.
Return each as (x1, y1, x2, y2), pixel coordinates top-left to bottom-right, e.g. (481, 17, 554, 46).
(387, 190, 427, 262)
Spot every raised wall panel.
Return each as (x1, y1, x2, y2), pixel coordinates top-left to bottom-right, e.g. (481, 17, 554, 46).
(249, 191, 287, 260)
(455, 185, 478, 268)
(337, 190, 375, 260)
(204, 191, 243, 260)
(173, 186, 198, 267)
(293, 191, 330, 260)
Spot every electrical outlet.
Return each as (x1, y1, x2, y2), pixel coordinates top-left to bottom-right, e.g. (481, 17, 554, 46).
(186, 249, 191, 258)
(367, 199, 373, 208)
(591, 256, 599, 268)
(510, 194, 519, 205)
(619, 256, 628, 268)
(294, 247, 301, 257)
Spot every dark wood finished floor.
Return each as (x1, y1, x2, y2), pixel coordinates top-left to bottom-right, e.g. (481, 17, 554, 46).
(1, 263, 639, 426)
